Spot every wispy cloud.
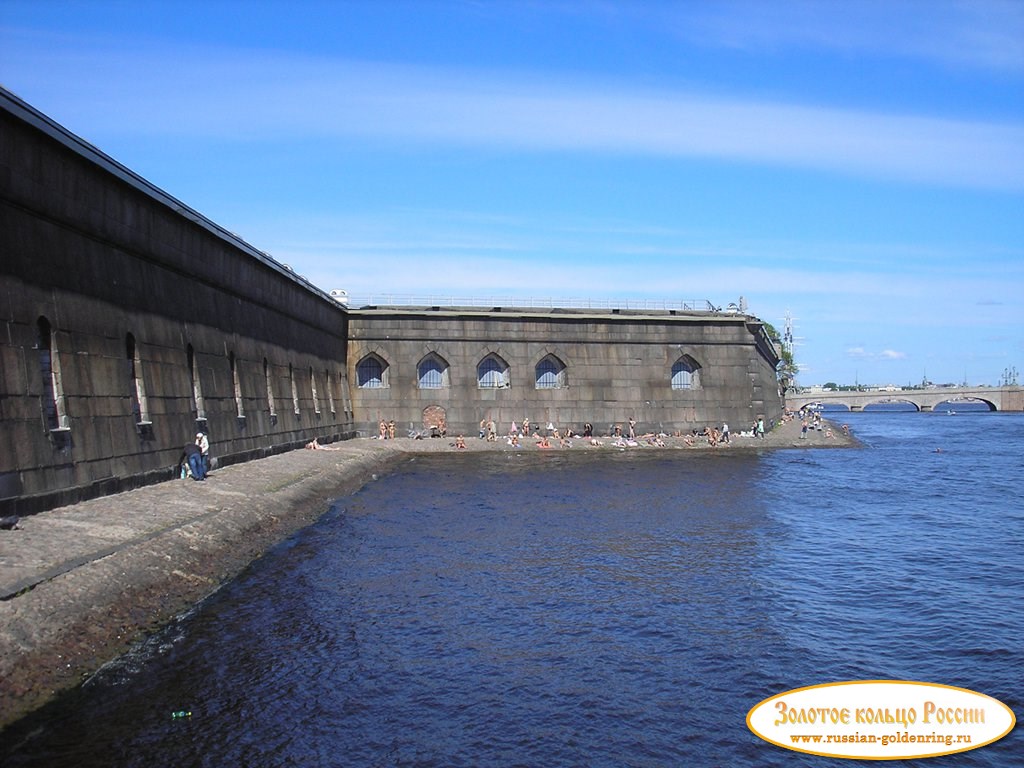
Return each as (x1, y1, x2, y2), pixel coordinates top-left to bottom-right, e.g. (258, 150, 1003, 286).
(285, 242, 1018, 326)
(846, 346, 908, 362)
(244, 207, 1021, 322)
(4, 30, 1023, 190)
(662, 0, 1024, 74)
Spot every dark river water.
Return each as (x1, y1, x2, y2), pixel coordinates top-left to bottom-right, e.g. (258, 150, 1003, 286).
(3, 409, 1021, 766)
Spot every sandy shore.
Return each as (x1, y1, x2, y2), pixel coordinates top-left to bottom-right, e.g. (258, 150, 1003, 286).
(0, 415, 855, 728)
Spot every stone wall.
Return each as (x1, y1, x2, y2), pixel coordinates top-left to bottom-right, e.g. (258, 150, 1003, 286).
(348, 306, 782, 438)
(1, 90, 354, 515)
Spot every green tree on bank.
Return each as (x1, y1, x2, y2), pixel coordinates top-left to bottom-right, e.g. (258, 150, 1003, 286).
(762, 321, 798, 392)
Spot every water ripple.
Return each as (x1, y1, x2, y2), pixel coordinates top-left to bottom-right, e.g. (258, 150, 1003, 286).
(3, 413, 1021, 767)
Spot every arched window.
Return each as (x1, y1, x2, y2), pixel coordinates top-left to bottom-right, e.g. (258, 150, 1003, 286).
(418, 353, 449, 389)
(188, 344, 206, 420)
(535, 355, 566, 389)
(126, 333, 150, 424)
(37, 316, 68, 430)
(671, 355, 702, 390)
(477, 354, 510, 388)
(356, 353, 389, 388)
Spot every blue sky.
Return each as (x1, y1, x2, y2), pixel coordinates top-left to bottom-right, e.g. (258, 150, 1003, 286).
(2, 0, 1022, 387)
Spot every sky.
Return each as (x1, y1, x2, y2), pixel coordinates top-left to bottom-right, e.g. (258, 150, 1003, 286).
(2, 0, 1022, 387)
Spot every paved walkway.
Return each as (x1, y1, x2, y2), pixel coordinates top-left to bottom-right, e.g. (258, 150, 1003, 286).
(0, 442, 401, 601)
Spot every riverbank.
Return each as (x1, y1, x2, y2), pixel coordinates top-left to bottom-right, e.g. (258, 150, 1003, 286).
(0, 416, 855, 728)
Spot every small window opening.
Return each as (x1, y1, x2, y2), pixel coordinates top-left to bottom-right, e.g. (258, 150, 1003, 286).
(38, 316, 69, 430)
(127, 333, 150, 424)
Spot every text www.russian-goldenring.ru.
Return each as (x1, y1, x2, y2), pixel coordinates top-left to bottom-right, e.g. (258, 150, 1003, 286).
(790, 732, 972, 747)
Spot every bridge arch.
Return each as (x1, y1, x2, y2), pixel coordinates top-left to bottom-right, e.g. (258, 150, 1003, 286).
(860, 398, 921, 412)
(934, 397, 997, 412)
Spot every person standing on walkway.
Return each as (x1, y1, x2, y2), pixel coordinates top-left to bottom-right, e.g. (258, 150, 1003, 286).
(756, 417, 765, 439)
(180, 442, 206, 481)
(722, 422, 730, 444)
(196, 431, 210, 475)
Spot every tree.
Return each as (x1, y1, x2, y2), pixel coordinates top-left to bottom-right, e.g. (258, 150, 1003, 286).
(777, 348, 798, 391)
(764, 322, 799, 391)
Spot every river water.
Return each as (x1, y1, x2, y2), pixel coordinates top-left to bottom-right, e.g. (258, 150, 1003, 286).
(3, 409, 1021, 766)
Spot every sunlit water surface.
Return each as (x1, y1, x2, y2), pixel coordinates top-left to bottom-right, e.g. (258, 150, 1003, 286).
(3, 409, 1021, 766)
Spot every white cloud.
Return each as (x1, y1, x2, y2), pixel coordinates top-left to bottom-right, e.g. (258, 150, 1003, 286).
(844, 347, 908, 362)
(248, 210, 1022, 330)
(662, 0, 1024, 74)
(4, 32, 1023, 190)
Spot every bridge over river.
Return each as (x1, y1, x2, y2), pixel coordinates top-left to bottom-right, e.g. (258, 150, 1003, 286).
(785, 386, 1024, 412)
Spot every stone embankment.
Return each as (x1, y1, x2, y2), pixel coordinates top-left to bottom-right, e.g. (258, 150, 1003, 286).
(0, 416, 854, 728)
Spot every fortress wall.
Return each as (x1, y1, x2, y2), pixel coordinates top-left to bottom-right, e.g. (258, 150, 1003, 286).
(0, 88, 782, 515)
(347, 308, 782, 438)
(1, 94, 353, 515)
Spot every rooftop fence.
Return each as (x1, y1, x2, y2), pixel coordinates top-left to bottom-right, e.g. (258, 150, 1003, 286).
(338, 294, 722, 312)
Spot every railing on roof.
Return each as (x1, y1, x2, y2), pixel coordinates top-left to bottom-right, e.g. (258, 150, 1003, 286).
(342, 294, 719, 312)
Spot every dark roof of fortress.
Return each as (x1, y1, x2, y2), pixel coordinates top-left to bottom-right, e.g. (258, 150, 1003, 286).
(2, 86, 771, 340)
(1, 86, 325, 299)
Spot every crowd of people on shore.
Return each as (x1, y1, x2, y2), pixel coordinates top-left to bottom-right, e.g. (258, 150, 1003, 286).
(444, 414, 795, 451)
(297, 407, 851, 457)
(796, 408, 849, 441)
